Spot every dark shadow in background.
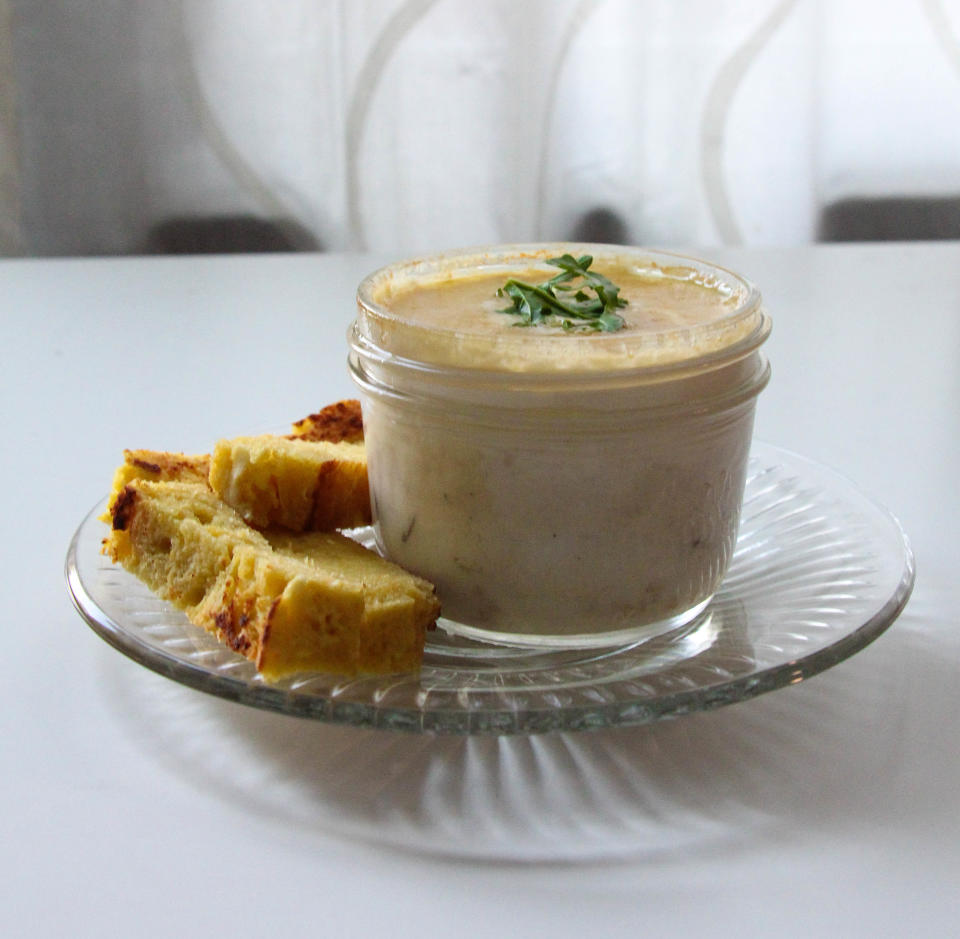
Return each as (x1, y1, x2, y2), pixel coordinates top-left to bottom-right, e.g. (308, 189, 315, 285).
(819, 196, 960, 242)
(568, 208, 630, 245)
(144, 216, 320, 254)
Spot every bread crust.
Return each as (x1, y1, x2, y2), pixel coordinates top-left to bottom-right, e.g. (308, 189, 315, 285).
(103, 478, 439, 678)
(288, 399, 364, 444)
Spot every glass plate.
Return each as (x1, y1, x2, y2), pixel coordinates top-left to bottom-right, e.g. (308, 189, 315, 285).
(66, 442, 914, 736)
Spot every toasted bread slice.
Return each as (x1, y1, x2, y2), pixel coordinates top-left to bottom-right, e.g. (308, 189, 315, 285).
(266, 531, 439, 675)
(101, 450, 211, 522)
(196, 531, 438, 679)
(103, 479, 265, 610)
(208, 436, 370, 532)
(103, 478, 438, 678)
(105, 402, 371, 533)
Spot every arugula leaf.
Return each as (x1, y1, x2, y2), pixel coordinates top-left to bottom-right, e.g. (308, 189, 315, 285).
(496, 255, 627, 332)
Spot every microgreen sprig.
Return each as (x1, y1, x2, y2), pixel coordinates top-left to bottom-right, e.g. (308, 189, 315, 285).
(496, 254, 627, 332)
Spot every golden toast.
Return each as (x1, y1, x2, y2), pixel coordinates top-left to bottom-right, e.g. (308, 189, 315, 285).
(103, 476, 439, 679)
(208, 435, 369, 532)
(104, 400, 371, 532)
(100, 400, 440, 679)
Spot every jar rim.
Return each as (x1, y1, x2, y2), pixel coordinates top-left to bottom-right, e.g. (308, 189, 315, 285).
(349, 327, 771, 427)
(355, 243, 770, 378)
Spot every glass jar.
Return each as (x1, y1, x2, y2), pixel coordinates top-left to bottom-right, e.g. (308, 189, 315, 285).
(349, 244, 771, 647)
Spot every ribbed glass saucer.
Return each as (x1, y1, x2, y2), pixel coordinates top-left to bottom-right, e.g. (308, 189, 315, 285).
(67, 442, 914, 735)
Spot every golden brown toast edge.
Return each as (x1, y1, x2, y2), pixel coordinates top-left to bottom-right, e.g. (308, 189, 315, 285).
(288, 399, 364, 444)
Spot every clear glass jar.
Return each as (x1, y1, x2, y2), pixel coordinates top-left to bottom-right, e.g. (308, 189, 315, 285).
(349, 244, 771, 647)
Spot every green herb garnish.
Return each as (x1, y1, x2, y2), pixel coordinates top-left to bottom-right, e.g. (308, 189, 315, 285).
(496, 254, 627, 332)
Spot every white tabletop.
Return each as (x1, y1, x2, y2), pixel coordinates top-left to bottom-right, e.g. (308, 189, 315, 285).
(4, 244, 958, 937)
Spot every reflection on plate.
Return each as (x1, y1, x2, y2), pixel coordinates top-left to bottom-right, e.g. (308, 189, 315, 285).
(67, 442, 914, 736)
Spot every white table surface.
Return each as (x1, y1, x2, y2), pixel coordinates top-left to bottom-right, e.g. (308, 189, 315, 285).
(4, 244, 958, 937)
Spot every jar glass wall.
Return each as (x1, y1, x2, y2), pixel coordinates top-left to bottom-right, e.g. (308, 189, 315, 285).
(349, 244, 771, 646)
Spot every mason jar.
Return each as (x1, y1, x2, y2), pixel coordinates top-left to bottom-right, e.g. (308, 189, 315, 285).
(349, 244, 771, 647)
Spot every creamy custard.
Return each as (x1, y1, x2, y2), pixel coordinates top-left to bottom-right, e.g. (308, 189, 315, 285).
(349, 244, 770, 644)
(385, 263, 736, 333)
